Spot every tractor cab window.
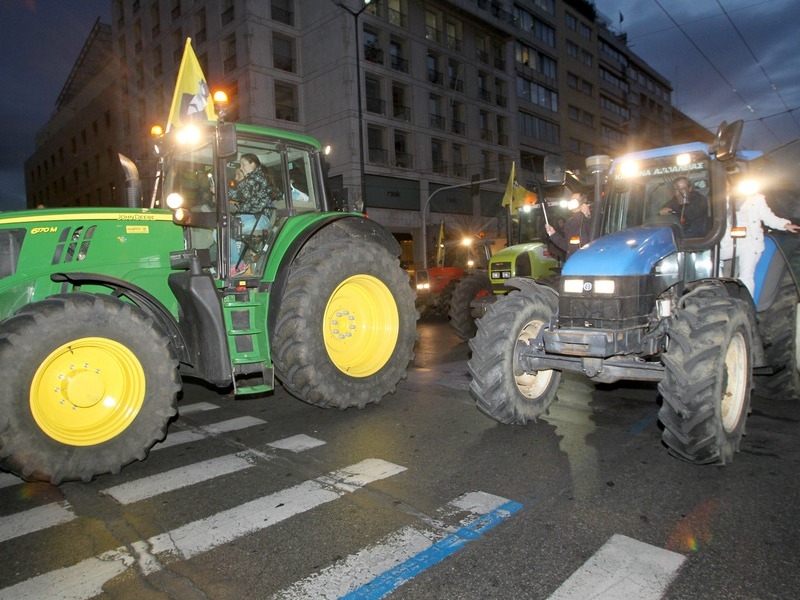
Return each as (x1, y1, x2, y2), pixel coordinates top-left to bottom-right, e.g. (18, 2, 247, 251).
(604, 154, 712, 240)
(163, 145, 217, 253)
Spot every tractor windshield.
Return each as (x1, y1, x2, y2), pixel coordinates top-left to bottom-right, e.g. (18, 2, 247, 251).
(603, 151, 713, 239)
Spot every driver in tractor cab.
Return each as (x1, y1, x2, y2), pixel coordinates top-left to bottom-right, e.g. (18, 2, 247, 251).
(228, 153, 277, 275)
(658, 176, 710, 237)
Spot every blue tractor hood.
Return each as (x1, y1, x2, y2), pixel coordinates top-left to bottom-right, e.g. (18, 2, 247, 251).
(562, 226, 679, 277)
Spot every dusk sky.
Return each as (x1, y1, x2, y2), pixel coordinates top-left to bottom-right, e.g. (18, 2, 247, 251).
(0, 0, 797, 212)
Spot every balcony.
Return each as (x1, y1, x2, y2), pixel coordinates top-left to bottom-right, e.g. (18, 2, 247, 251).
(390, 55, 409, 73)
(425, 27, 442, 43)
(395, 152, 413, 169)
(427, 69, 443, 85)
(448, 78, 463, 92)
(429, 114, 446, 130)
(451, 120, 465, 135)
(480, 129, 493, 142)
(393, 104, 411, 121)
(446, 36, 463, 52)
(432, 160, 449, 175)
(364, 44, 383, 64)
(368, 147, 389, 165)
(366, 97, 386, 114)
(478, 88, 492, 102)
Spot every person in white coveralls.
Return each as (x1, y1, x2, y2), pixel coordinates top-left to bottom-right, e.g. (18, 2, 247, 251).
(732, 192, 799, 296)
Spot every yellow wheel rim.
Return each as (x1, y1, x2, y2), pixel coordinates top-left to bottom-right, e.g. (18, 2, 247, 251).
(30, 337, 146, 446)
(324, 274, 399, 377)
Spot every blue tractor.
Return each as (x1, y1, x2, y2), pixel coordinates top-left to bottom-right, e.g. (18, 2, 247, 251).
(468, 121, 800, 464)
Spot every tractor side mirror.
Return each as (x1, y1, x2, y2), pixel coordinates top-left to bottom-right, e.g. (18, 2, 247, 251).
(216, 122, 238, 158)
(543, 155, 566, 185)
(712, 120, 743, 162)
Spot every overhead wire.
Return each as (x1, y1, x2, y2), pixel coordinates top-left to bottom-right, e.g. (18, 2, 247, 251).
(714, 0, 800, 132)
(651, 0, 798, 143)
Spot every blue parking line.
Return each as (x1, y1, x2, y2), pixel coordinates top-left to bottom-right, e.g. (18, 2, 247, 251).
(339, 500, 524, 600)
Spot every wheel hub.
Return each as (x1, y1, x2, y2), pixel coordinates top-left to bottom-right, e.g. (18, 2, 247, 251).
(30, 337, 145, 446)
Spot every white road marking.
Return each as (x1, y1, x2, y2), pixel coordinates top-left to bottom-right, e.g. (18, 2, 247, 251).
(152, 415, 267, 451)
(546, 534, 685, 600)
(0, 501, 75, 544)
(178, 401, 220, 414)
(200, 415, 266, 434)
(271, 491, 518, 600)
(268, 434, 327, 452)
(101, 453, 257, 504)
(0, 549, 135, 600)
(0, 473, 21, 489)
(2, 459, 407, 598)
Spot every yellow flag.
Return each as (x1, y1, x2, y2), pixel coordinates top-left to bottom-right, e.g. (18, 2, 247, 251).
(435, 220, 445, 267)
(501, 162, 537, 214)
(167, 38, 216, 131)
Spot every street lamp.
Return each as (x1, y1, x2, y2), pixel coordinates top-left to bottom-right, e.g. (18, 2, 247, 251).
(332, 0, 374, 211)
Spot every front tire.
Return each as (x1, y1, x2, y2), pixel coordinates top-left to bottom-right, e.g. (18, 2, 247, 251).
(448, 272, 492, 340)
(0, 293, 180, 483)
(468, 284, 561, 423)
(273, 238, 417, 409)
(659, 296, 753, 465)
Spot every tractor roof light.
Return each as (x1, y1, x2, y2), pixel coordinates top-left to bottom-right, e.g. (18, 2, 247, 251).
(176, 125, 202, 146)
(737, 178, 760, 196)
(166, 192, 185, 209)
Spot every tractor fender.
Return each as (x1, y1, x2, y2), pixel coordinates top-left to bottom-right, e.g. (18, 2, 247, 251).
(503, 276, 559, 302)
(50, 272, 188, 363)
(267, 214, 402, 332)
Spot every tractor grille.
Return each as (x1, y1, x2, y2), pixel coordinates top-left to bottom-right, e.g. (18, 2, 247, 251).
(558, 276, 654, 330)
(51, 226, 97, 264)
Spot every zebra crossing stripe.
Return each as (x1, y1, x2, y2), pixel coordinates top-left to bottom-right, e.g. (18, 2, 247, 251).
(152, 415, 267, 451)
(101, 452, 258, 504)
(0, 501, 75, 544)
(0, 473, 21, 489)
(178, 401, 220, 414)
(271, 491, 523, 600)
(0, 459, 406, 598)
(546, 534, 685, 600)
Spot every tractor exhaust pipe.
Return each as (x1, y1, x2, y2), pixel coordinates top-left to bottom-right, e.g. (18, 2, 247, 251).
(118, 153, 143, 208)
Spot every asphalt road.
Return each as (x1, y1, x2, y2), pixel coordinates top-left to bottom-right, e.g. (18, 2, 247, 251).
(1, 315, 798, 599)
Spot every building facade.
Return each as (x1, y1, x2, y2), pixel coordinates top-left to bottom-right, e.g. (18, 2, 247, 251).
(27, 0, 684, 266)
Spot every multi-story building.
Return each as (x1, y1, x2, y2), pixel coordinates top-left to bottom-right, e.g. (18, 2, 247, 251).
(26, 0, 682, 266)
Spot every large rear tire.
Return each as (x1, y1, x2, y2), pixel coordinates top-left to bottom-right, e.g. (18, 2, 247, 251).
(468, 285, 561, 423)
(448, 272, 492, 340)
(659, 296, 753, 465)
(754, 267, 800, 400)
(0, 293, 180, 483)
(273, 238, 417, 409)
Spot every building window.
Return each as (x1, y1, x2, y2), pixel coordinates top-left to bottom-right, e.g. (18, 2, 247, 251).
(431, 139, 447, 174)
(223, 33, 237, 73)
(426, 52, 442, 85)
(368, 126, 388, 165)
(221, 0, 234, 26)
(273, 33, 295, 72)
(271, 0, 293, 26)
(389, 39, 408, 72)
(195, 8, 207, 43)
(363, 29, 383, 64)
(366, 75, 385, 114)
(425, 9, 441, 43)
(392, 83, 410, 121)
(394, 130, 412, 169)
(428, 94, 444, 130)
(275, 81, 297, 121)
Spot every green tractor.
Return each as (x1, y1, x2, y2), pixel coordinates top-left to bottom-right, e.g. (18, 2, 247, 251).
(0, 117, 417, 484)
(449, 162, 577, 340)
